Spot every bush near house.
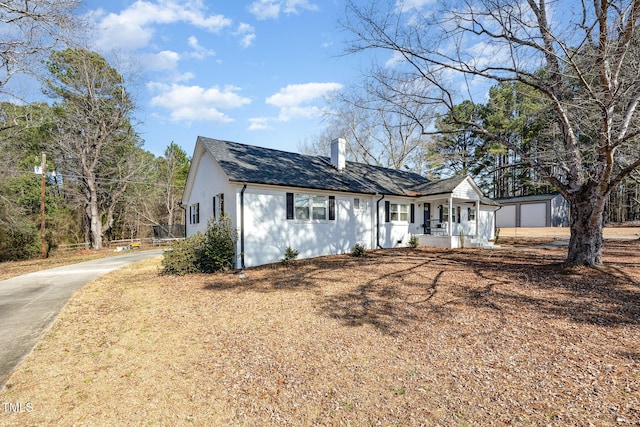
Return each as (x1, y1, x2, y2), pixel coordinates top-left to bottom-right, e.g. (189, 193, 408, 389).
(352, 243, 366, 257)
(162, 216, 236, 275)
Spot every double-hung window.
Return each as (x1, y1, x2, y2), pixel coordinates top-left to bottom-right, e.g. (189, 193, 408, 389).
(190, 203, 200, 224)
(390, 203, 409, 222)
(288, 193, 335, 221)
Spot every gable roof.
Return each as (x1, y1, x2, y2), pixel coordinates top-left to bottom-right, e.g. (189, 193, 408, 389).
(198, 136, 429, 196)
(412, 175, 500, 206)
(196, 136, 497, 205)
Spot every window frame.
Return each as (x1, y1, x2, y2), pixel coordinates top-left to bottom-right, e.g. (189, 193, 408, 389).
(468, 207, 476, 221)
(190, 202, 200, 224)
(389, 202, 409, 222)
(289, 192, 334, 222)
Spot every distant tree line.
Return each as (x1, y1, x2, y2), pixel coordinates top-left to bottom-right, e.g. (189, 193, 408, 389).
(0, 48, 189, 260)
(0, 2, 191, 261)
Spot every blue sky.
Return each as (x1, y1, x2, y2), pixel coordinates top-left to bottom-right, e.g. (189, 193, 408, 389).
(79, 0, 366, 157)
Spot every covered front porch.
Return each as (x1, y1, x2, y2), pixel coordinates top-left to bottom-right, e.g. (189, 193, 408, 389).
(411, 192, 495, 249)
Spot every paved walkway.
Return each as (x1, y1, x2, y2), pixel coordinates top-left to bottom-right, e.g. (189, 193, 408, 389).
(0, 250, 164, 390)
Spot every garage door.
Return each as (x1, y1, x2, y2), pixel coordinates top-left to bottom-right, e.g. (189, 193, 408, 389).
(496, 205, 516, 227)
(520, 203, 547, 227)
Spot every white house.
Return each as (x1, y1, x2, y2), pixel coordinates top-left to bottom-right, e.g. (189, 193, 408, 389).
(182, 137, 500, 268)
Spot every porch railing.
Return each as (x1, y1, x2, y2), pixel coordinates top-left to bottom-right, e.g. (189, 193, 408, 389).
(421, 219, 449, 235)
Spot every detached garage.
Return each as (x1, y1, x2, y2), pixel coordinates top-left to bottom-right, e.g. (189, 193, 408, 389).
(495, 193, 568, 228)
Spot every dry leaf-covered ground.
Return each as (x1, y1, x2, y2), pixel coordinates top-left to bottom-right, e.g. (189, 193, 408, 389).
(1, 241, 639, 426)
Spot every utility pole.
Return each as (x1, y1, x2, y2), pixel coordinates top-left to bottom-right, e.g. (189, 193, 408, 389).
(40, 153, 46, 258)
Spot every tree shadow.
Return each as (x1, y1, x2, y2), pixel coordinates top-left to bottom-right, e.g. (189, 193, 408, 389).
(200, 243, 640, 335)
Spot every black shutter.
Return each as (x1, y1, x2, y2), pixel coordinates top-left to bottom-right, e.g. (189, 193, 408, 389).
(438, 205, 443, 223)
(457, 206, 461, 223)
(213, 197, 217, 221)
(286, 193, 294, 219)
(220, 194, 224, 216)
(385, 201, 390, 222)
(410, 203, 415, 223)
(195, 203, 200, 224)
(329, 196, 336, 220)
(189, 205, 192, 224)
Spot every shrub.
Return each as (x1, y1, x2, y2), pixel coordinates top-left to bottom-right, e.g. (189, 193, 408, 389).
(0, 222, 40, 261)
(281, 246, 299, 264)
(162, 216, 237, 275)
(408, 234, 419, 248)
(161, 232, 205, 275)
(352, 243, 366, 257)
(200, 216, 237, 273)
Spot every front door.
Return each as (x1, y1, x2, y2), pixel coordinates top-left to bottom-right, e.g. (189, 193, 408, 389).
(423, 203, 431, 234)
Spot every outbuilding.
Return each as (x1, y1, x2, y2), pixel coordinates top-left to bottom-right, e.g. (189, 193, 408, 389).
(495, 193, 568, 228)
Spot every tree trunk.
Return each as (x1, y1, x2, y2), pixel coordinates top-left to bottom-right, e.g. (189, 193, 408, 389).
(87, 177, 103, 250)
(566, 186, 607, 266)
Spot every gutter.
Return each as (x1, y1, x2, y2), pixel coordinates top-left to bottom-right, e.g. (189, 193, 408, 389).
(240, 183, 247, 270)
(376, 194, 385, 249)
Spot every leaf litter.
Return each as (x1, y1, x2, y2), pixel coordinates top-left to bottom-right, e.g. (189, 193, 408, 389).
(0, 240, 639, 426)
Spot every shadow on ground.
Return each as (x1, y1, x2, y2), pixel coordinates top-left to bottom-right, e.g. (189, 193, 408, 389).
(202, 241, 640, 335)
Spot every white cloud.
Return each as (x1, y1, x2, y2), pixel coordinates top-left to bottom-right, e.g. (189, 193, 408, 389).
(248, 117, 272, 131)
(148, 82, 251, 123)
(266, 82, 342, 121)
(235, 23, 256, 48)
(187, 36, 215, 59)
(91, 0, 232, 51)
(140, 50, 181, 71)
(249, 0, 318, 20)
(395, 0, 436, 13)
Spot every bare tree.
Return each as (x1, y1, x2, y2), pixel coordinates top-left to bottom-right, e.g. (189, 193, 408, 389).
(303, 75, 434, 172)
(0, 0, 80, 90)
(344, 0, 640, 266)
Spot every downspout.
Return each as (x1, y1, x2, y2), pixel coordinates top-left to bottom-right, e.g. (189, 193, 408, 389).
(179, 203, 187, 238)
(240, 183, 247, 270)
(376, 194, 385, 249)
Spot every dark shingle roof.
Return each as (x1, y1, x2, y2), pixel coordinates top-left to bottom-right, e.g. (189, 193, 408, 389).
(411, 175, 467, 196)
(199, 137, 429, 196)
(412, 175, 500, 206)
(198, 137, 497, 206)
(494, 193, 562, 204)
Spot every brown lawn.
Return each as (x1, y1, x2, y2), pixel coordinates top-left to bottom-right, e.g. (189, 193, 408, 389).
(1, 241, 639, 426)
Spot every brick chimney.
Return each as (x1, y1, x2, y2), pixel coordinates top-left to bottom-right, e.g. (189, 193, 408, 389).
(330, 138, 346, 170)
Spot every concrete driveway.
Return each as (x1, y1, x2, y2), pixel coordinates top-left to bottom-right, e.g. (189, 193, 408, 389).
(0, 249, 164, 390)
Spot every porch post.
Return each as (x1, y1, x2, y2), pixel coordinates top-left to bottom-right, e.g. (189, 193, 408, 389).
(448, 196, 453, 236)
(475, 199, 480, 238)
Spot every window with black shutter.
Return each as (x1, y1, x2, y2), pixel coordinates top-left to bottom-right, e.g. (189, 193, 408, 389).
(329, 196, 335, 220)
(286, 193, 294, 219)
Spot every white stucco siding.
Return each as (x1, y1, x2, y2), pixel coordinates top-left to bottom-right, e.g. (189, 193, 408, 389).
(241, 187, 374, 267)
(478, 208, 496, 240)
(376, 198, 415, 248)
(184, 153, 235, 236)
